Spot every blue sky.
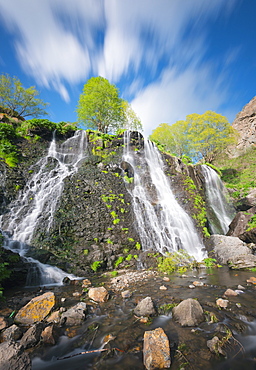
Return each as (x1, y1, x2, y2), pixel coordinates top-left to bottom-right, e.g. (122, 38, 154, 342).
(0, 0, 255, 137)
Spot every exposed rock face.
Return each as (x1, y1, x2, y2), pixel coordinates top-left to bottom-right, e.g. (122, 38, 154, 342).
(14, 292, 55, 325)
(206, 235, 252, 265)
(227, 208, 255, 237)
(1, 324, 22, 342)
(20, 323, 44, 349)
(172, 298, 205, 326)
(0, 341, 31, 370)
(239, 228, 256, 244)
(143, 327, 171, 370)
(228, 254, 256, 269)
(232, 96, 256, 153)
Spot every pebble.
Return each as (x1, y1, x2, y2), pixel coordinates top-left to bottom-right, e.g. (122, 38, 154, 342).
(216, 298, 229, 308)
(159, 285, 167, 290)
(163, 277, 170, 282)
(189, 285, 195, 289)
(121, 290, 132, 299)
(193, 281, 204, 287)
(238, 285, 245, 290)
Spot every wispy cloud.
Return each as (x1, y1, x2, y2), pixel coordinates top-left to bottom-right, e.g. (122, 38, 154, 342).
(0, 0, 238, 128)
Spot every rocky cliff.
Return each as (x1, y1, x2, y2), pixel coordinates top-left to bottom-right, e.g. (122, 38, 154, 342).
(232, 96, 256, 154)
(0, 130, 210, 276)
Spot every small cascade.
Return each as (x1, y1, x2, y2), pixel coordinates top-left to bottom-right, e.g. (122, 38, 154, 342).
(0, 130, 87, 286)
(123, 131, 206, 261)
(201, 164, 235, 234)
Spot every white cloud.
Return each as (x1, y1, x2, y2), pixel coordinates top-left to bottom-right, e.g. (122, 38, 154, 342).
(0, 0, 238, 116)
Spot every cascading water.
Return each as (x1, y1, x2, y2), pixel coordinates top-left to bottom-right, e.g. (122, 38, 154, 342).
(201, 164, 235, 234)
(123, 131, 206, 261)
(0, 130, 87, 286)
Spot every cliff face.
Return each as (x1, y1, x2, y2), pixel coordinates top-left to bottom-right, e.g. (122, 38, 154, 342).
(0, 130, 210, 275)
(232, 96, 256, 153)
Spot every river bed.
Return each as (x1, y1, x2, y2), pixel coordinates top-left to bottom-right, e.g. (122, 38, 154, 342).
(2, 266, 256, 369)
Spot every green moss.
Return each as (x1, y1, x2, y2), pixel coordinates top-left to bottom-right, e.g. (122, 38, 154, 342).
(90, 260, 102, 272)
(158, 250, 194, 274)
(114, 256, 124, 268)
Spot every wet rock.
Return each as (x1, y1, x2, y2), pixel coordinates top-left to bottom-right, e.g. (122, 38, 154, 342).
(216, 298, 229, 308)
(143, 327, 171, 370)
(228, 254, 256, 269)
(238, 285, 245, 290)
(227, 209, 255, 237)
(207, 336, 225, 356)
(121, 290, 132, 299)
(46, 310, 61, 323)
(14, 292, 55, 325)
(20, 322, 44, 349)
(159, 285, 167, 290)
(240, 228, 256, 244)
(41, 324, 59, 345)
(82, 278, 92, 288)
(172, 298, 205, 326)
(163, 277, 170, 282)
(88, 287, 109, 302)
(189, 284, 195, 289)
(246, 276, 256, 284)
(224, 289, 238, 297)
(134, 297, 156, 317)
(72, 291, 82, 297)
(207, 235, 252, 264)
(0, 341, 31, 370)
(1, 324, 22, 342)
(0, 316, 8, 330)
(60, 302, 87, 326)
(193, 281, 204, 287)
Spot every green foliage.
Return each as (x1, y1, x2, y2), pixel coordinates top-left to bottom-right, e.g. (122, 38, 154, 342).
(0, 122, 19, 167)
(83, 249, 89, 255)
(114, 256, 124, 268)
(159, 303, 178, 314)
(247, 215, 256, 231)
(77, 76, 124, 133)
(216, 146, 256, 199)
(203, 257, 221, 268)
(90, 260, 102, 272)
(18, 119, 77, 136)
(135, 242, 141, 250)
(0, 73, 48, 118)
(150, 111, 237, 163)
(121, 100, 143, 132)
(125, 254, 133, 261)
(110, 270, 118, 277)
(158, 250, 194, 274)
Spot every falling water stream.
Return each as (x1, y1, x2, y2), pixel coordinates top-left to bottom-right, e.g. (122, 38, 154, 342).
(123, 131, 206, 261)
(201, 164, 235, 234)
(0, 130, 87, 286)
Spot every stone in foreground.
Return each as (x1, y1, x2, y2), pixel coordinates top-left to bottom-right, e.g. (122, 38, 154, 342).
(0, 341, 31, 370)
(15, 292, 55, 325)
(60, 302, 87, 326)
(88, 287, 109, 302)
(143, 327, 171, 370)
(134, 296, 156, 317)
(172, 298, 204, 326)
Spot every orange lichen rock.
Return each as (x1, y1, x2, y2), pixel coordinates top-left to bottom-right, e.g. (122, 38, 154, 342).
(143, 327, 171, 369)
(15, 292, 55, 325)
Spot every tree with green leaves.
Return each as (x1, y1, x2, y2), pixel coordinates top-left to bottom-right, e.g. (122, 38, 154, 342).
(150, 111, 237, 163)
(77, 76, 142, 133)
(0, 74, 48, 118)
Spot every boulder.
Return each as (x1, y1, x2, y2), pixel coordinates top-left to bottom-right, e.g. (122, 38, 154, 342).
(206, 235, 252, 264)
(216, 298, 229, 308)
(143, 327, 171, 370)
(240, 228, 256, 244)
(1, 324, 22, 342)
(88, 287, 109, 302)
(134, 297, 156, 317)
(60, 302, 87, 326)
(227, 210, 254, 236)
(228, 253, 256, 269)
(15, 292, 55, 325)
(41, 324, 59, 345)
(0, 341, 31, 370)
(172, 298, 204, 326)
(20, 322, 44, 349)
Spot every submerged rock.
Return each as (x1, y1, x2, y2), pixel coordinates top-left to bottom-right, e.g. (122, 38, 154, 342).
(143, 327, 171, 370)
(14, 292, 55, 325)
(134, 297, 156, 317)
(172, 298, 204, 326)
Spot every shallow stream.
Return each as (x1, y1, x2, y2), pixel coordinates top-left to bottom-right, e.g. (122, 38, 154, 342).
(3, 266, 256, 369)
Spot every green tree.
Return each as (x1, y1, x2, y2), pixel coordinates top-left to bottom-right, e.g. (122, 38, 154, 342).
(77, 76, 124, 133)
(121, 101, 143, 132)
(0, 74, 48, 118)
(186, 111, 237, 163)
(150, 111, 237, 163)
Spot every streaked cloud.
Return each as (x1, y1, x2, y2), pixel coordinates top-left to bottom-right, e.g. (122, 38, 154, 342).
(0, 0, 238, 130)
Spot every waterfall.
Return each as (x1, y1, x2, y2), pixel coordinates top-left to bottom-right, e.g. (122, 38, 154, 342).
(123, 132, 206, 261)
(201, 164, 235, 234)
(0, 130, 87, 286)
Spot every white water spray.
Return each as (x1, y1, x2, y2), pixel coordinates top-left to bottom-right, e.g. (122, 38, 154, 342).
(201, 164, 235, 234)
(123, 132, 206, 261)
(0, 130, 87, 286)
